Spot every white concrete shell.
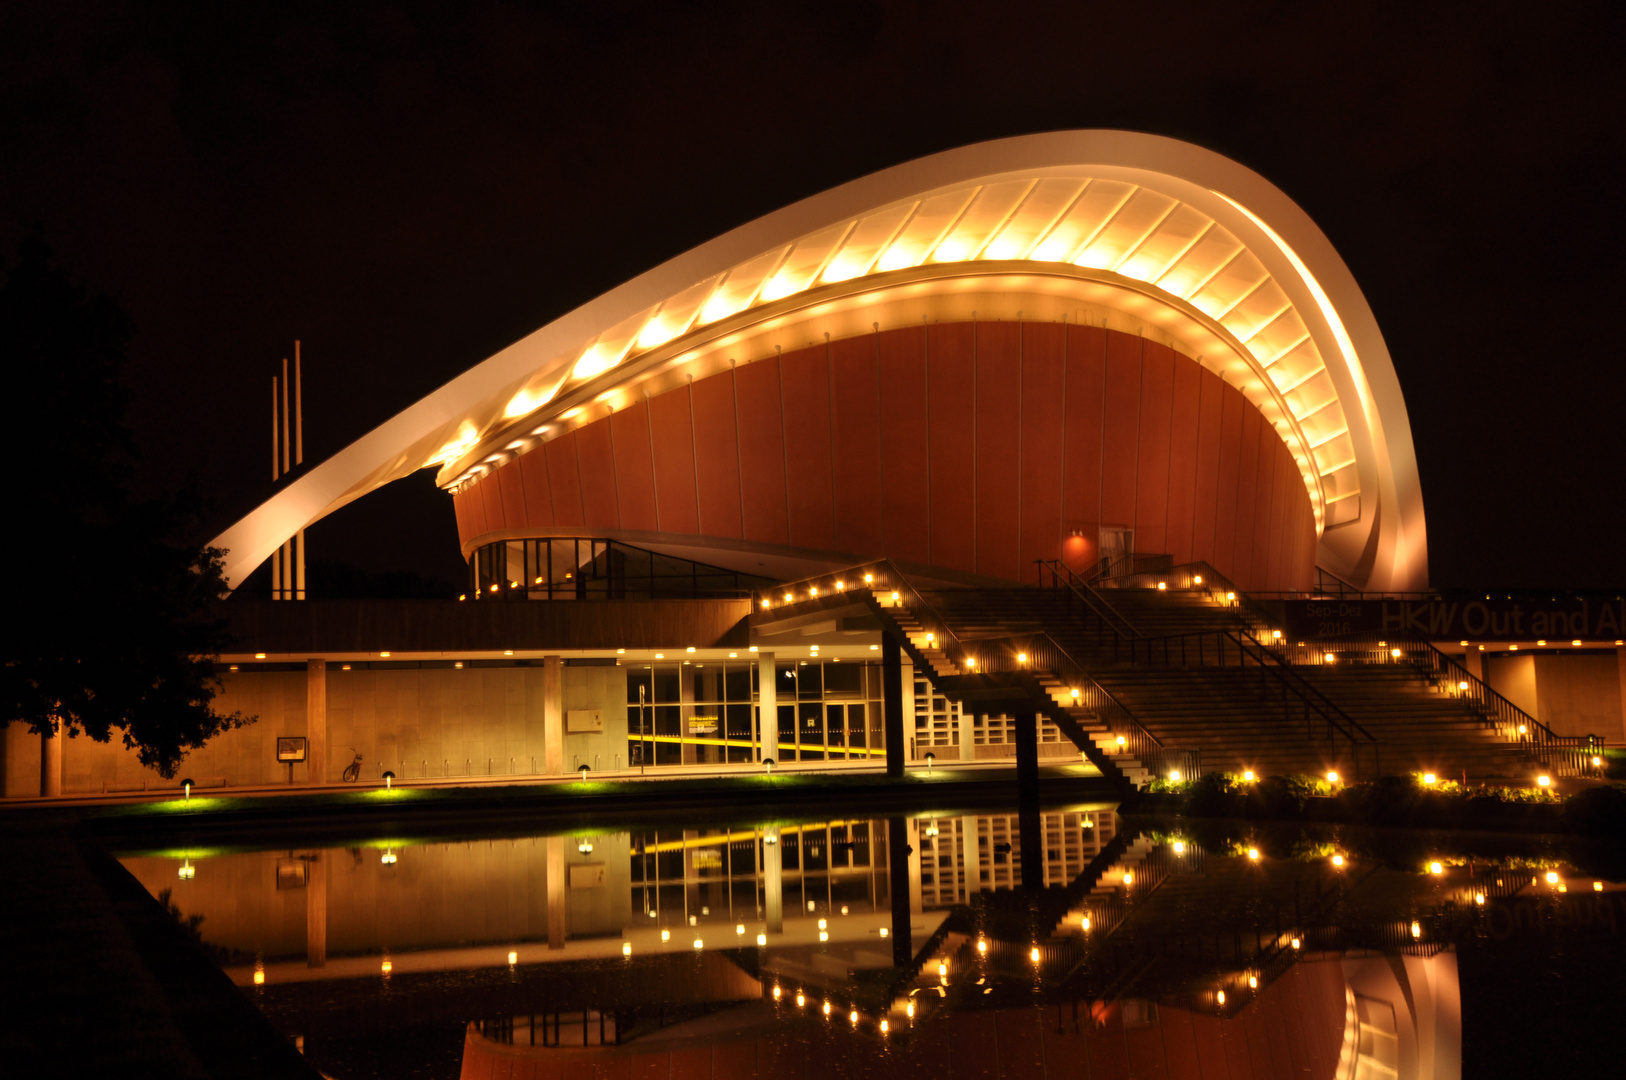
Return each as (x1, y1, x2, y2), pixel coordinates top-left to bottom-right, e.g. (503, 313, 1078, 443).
(212, 130, 1426, 591)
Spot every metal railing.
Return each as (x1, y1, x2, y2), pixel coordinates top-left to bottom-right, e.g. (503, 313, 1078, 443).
(966, 631, 1167, 767)
(1036, 559, 1141, 640)
(1287, 633, 1598, 775)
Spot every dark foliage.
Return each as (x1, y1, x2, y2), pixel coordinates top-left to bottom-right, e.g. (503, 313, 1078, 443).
(0, 238, 248, 777)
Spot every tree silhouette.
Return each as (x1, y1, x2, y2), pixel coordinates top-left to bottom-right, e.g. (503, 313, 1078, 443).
(1, 238, 249, 778)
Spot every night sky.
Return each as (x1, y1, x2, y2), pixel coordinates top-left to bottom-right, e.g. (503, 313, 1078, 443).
(4, 1, 1623, 591)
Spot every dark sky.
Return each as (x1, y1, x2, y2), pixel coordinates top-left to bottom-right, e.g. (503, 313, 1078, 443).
(4, 0, 1623, 590)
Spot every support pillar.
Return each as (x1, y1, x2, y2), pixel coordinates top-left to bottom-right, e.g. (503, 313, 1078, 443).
(306, 659, 327, 785)
(546, 835, 566, 949)
(961, 815, 982, 901)
(1014, 708, 1043, 891)
(543, 656, 564, 775)
(1464, 648, 1484, 683)
(40, 722, 62, 797)
(887, 816, 912, 967)
(882, 634, 905, 778)
(957, 703, 975, 764)
(757, 652, 776, 761)
(764, 828, 783, 934)
(306, 853, 326, 967)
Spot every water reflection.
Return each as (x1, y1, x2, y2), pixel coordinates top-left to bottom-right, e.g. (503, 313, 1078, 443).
(115, 806, 1625, 1078)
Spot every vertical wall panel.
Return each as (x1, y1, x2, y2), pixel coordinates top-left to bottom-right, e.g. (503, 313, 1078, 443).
(691, 369, 744, 539)
(543, 430, 586, 528)
(1190, 368, 1225, 566)
(496, 461, 528, 532)
(974, 321, 1023, 581)
(1267, 454, 1293, 590)
(1248, 420, 1279, 591)
(733, 358, 791, 546)
(1060, 325, 1108, 569)
(877, 326, 931, 565)
(829, 333, 883, 557)
(927, 322, 977, 573)
(453, 488, 474, 550)
(1134, 339, 1175, 556)
(1165, 353, 1202, 565)
(1232, 408, 1262, 591)
(1099, 330, 1142, 534)
(479, 471, 506, 535)
(517, 449, 554, 530)
(1212, 387, 1245, 578)
(610, 400, 658, 533)
(779, 343, 836, 553)
(1018, 322, 1067, 583)
(575, 416, 620, 529)
(648, 386, 700, 536)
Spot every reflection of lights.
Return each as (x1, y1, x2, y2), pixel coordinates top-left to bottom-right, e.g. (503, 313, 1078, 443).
(818, 918, 827, 929)
(1410, 921, 1421, 939)
(1291, 937, 1301, 950)
(178, 860, 196, 880)
(1249, 975, 1258, 989)
(736, 924, 745, 936)
(977, 939, 988, 954)
(1216, 990, 1226, 1005)
(881, 1018, 891, 1033)
(253, 967, 265, 985)
(757, 933, 767, 946)
(771, 984, 782, 1001)
(380, 850, 397, 865)
(507, 950, 518, 965)
(796, 992, 806, 1007)
(660, 929, 670, 942)
(622, 942, 632, 956)
(849, 1009, 859, 1025)
(693, 938, 704, 950)
(1081, 915, 1091, 931)
(823, 1001, 832, 1016)
(1475, 893, 1485, 905)
(381, 959, 393, 974)
(819, 931, 828, 942)
(1029, 947, 1041, 963)
(879, 927, 888, 937)
(1597, 882, 1605, 892)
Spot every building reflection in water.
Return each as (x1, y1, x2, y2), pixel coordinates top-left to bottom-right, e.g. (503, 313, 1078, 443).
(119, 803, 1467, 1079)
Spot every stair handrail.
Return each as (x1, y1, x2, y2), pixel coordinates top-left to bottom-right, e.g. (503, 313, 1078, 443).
(1298, 632, 1596, 774)
(1159, 559, 1281, 634)
(966, 630, 1166, 762)
(1035, 559, 1142, 642)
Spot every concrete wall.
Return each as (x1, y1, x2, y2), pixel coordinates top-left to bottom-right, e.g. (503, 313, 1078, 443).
(3, 661, 629, 797)
(1482, 651, 1624, 742)
(1534, 653, 1625, 741)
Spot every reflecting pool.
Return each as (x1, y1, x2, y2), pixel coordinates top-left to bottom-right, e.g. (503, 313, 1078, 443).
(116, 804, 1626, 1078)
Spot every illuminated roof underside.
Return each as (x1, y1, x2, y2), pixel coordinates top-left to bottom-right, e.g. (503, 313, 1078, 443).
(213, 132, 1425, 591)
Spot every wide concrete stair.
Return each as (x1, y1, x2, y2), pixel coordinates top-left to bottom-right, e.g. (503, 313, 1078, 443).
(917, 584, 1538, 779)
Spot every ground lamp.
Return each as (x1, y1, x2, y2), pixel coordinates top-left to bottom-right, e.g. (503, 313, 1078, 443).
(382, 770, 395, 790)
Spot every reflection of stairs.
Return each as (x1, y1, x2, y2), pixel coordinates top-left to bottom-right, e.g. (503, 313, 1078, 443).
(1052, 836, 1156, 940)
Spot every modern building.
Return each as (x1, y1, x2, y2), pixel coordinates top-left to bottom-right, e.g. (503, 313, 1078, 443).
(6, 131, 1623, 798)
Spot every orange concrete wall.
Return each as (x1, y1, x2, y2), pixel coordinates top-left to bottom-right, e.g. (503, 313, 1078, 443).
(455, 323, 1317, 592)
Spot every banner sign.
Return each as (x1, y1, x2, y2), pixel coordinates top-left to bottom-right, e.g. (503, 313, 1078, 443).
(688, 715, 718, 735)
(1282, 597, 1626, 641)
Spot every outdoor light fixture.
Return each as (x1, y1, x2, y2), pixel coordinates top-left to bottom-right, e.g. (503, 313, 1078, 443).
(1291, 937, 1301, 949)
(1327, 771, 1339, 784)
(879, 927, 888, 937)
(864, 573, 873, 583)
(1157, 582, 1167, 591)
(977, 939, 988, 954)
(661, 929, 670, 941)
(622, 942, 632, 956)
(1247, 848, 1260, 861)
(1217, 990, 1226, 1005)
(579, 764, 591, 783)
(850, 1010, 859, 1024)
(763, 757, 775, 775)
(784, 592, 793, 602)
(1537, 775, 1552, 787)
(1173, 840, 1186, 854)
(736, 924, 745, 936)
(507, 950, 518, 965)
(1332, 854, 1345, 867)
(1243, 770, 1256, 782)
(381, 849, 397, 865)
(1423, 773, 1437, 785)
(925, 820, 939, 837)
(1546, 871, 1560, 884)
(382, 771, 395, 789)
(835, 581, 844, 590)
(1170, 769, 1182, 782)
(178, 859, 195, 880)
(796, 992, 806, 1007)
(381, 959, 393, 974)
(925, 752, 935, 775)
(1518, 725, 1527, 735)
(757, 933, 767, 946)
(1116, 735, 1127, 748)
(1429, 861, 1443, 875)
(965, 656, 976, 667)
(1017, 652, 1028, 663)
(182, 778, 193, 799)
(891, 591, 900, 602)
(1593, 756, 1603, 767)
(1227, 592, 1236, 601)
(1081, 915, 1091, 931)
(823, 1001, 832, 1016)
(1410, 922, 1421, 939)
(253, 968, 265, 985)
(881, 1019, 890, 1033)
(1194, 575, 1203, 584)
(693, 938, 703, 950)
(578, 840, 593, 854)
(1324, 652, 1336, 663)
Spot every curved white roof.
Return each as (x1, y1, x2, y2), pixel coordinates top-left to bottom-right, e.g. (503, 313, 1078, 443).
(213, 131, 1426, 591)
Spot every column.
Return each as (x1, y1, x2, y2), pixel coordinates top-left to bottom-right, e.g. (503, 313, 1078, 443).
(40, 722, 62, 797)
(882, 634, 904, 778)
(1464, 648, 1484, 682)
(957, 702, 975, 764)
(543, 656, 564, 775)
(306, 659, 327, 785)
(960, 815, 982, 902)
(680, 661, 696, 765)
(905, 818, 924, 915)
(306, 853, 327, 967)
(1014, 708, 1043, 891)
(900, 657, 916, 761)
(887, 816, 912, 967)
(763, 827, 784, 934)
(756, 652, 776, 761)
(546, 835, 566, 949)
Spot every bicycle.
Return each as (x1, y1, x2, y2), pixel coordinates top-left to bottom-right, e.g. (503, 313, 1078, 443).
(342, 749, 363, 783)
